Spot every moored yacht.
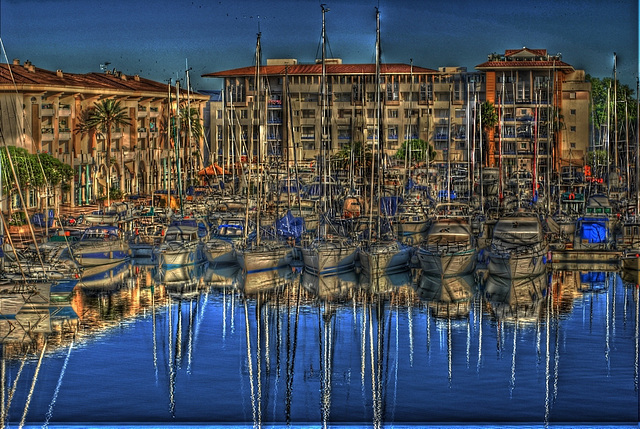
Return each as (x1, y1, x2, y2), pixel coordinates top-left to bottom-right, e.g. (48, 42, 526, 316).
(71, 225, 131, 267)
(487, 212, 549, 279)
(416, 214, 477, 278)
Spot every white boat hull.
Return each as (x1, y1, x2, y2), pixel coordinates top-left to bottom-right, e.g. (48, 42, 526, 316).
(301, 240, 358, 276)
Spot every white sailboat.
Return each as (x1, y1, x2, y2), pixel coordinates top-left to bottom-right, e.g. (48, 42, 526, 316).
(300, 5, 358, 276)
(357, 7, 412, 277)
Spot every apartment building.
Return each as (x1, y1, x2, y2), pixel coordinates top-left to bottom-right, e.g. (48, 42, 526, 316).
(204, 59, 443, 164)
(476, 48, 591, 178)
(205, 48, 591, 186)
(0, 59, 208, 209)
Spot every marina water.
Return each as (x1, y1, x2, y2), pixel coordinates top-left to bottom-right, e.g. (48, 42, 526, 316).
(2, 262, 638, 428)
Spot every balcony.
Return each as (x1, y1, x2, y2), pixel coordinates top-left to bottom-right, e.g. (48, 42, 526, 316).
(434, 133, 448, 141)
(58, 104, 71, 116)
(41, 105, 54, 116)
(301, 134, 315, 140)
(41, 128, 54, 141)
(138, 127, 147, 138)
(58, 128, 71, 140)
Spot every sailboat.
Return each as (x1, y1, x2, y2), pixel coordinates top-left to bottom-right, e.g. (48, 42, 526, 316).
(234, 33, 298, 276)
(357, 8, 412, 277)
(300, 6, 358, 276)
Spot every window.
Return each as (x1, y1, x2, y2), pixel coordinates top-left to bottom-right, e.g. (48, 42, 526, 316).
(387, 125, 398, 139)
(405, 109, 416, 118)
(388, 109, 398, 118)
(570, 109, 576, 115)
(240, 110, 248, 119)
(570, 142, 576, 148)
(217, 110, 222, 119)
(570, 126, 576, 132)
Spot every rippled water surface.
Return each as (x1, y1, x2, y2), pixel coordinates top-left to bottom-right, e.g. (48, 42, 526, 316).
(2, 262, 638, 428)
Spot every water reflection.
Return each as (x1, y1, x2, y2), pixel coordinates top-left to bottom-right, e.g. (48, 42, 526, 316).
(0, 262, 637, 427)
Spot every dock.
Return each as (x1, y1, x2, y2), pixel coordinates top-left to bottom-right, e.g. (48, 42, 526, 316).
(551, 249, 621, 271)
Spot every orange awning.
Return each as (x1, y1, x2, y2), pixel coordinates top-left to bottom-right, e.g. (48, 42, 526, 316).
(198, 163, 229, 176)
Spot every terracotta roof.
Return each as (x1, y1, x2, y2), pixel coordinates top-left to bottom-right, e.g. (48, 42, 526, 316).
(505, 48, 548, 57)
(203, 63, 437, 78)
(0, 62, 208, 99)
(475, 60, 574, 71)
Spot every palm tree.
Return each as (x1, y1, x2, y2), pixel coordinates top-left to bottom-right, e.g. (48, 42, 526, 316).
(76, 99, 131, 207)
(480, 101, 498, 167)
(178, 105, 203, 188)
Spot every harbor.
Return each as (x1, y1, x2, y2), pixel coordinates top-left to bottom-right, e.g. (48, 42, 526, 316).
(0, 0, 637, 426)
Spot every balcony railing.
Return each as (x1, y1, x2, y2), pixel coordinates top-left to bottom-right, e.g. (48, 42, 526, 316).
(59, 105, 71, 116)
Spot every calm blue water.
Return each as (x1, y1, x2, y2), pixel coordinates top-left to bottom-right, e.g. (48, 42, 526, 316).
(2, 262, 638, 428)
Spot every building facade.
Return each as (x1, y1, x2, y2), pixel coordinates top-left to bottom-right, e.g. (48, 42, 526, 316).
(476, 48, 591, 179)
(205, 48, 591, 188)
(0, 59, 208, 210)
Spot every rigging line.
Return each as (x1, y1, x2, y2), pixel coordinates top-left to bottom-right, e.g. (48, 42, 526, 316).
(0, 38, 54, 266)
(0, 211, 28, 280)
(0, 126, 47, 272)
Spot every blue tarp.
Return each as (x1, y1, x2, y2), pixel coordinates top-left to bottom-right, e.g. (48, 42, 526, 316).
(438, 190, 457, 200)
(579, 218, 608, 243)
(405, 178, 429, 192)
(380, 196, 403, 216)
(275, 210, 305, 239)
(31, 209, 55, 227)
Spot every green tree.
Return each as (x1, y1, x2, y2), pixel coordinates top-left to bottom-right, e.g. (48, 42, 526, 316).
(0, 147, 73, 218)
(394, 139, 435, 164)
(0, 146, 39, 194)
(76, 99, 131, 206)
(480, 101, 498, 167)
(588, 75, 638, 131)
(178, 105, 204, 186)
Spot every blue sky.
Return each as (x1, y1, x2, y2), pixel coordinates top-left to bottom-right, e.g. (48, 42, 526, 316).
(1, 0, 638, 91)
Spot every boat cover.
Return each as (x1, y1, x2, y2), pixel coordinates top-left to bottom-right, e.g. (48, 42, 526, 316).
(276, 210, 305, 239)
(579, 217, 608, 243)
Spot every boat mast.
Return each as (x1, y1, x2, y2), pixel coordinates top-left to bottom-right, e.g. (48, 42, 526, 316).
(613, 53, 618, 176)
(636, 77, 639, 219)
(175, 80, 184, 217)
(446, 81, 451, 203)
(368, 7, 381, 244)
(185, 60, 193, 196)
(320, 4, 329, 219)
